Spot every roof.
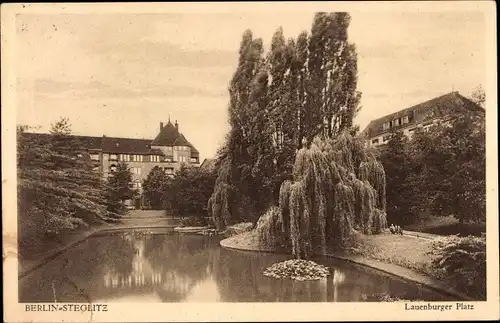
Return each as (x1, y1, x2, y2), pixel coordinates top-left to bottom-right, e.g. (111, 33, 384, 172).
(151, 121, 199, 156)
(151, 121, 179, 146)
(148, 148, 165, 156)
(200, 158, 216, 171)
(361, 91, 485, 138)
(101, 136, 153, 154)
(19, 120, 201, 156)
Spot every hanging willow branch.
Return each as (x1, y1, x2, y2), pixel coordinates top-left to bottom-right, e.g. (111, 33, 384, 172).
(358, 158, 387, 211)
(208, 158, 239, 230)
(255, 132, 387, 259)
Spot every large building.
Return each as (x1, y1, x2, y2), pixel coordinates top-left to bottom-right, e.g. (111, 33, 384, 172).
(361, 91, 484, 148)
(22, 119, 200, 209)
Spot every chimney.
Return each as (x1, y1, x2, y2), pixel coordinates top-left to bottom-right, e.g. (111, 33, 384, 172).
(175, 120, 178, 131)
(160, 122, 164, 131)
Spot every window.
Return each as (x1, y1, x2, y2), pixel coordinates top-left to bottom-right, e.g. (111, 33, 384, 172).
(120, 154, 131, 162)
(393, 119, 399, 127)
(403, 115, 410, 124)
(132, 155, 143, 162)
(371, 138, 379, 144)
(383, 122, 390, 130)
(131, 167, 142, 175)
(165, 157, 173, 163)
(151, 155, 161, 162)
(109, 154, 118, 160)
(90, 153, 100, 161)
(133, 182, 142, 189)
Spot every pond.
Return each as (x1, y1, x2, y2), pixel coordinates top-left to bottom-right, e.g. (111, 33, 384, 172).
(19, 231, 453, 302)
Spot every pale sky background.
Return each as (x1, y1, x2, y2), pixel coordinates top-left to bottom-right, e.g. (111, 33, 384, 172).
(16, 11, 486, 162)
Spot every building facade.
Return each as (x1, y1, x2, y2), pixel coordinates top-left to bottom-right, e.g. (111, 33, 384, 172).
(23, 120, 200, 209)
(360, 91, 484, 148)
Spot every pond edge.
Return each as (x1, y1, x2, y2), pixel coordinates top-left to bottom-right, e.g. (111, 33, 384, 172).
(18, 225, 176, 280)
(220, 232, 474, 301)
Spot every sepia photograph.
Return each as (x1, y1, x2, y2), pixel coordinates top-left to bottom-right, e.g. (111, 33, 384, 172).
(2, 1, 498, 322)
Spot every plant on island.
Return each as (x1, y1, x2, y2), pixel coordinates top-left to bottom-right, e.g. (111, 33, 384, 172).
(263, 259, 330, 281)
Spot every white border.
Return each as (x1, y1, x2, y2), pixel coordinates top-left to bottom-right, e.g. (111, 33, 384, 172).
(2, 2, 498, 322)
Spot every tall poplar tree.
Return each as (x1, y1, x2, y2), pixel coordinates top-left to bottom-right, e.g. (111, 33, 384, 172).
(209, 13, 363, 229)
(209, 30, 267, 228)
(306, 12, 360, 140)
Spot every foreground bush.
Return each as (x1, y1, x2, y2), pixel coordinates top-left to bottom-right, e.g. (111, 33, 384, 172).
(428, 234, 486, 300)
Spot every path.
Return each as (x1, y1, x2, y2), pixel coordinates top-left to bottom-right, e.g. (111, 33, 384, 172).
(19, 210, 178, 279)
(115, 210, 179, 229)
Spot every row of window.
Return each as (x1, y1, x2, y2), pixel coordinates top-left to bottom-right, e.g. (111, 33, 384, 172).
(382, 115, 410, 130)
(93, 153, 183, 163)
(161, 167, 175, 175)
(371, 123, 435, 145)
(130, 167, 142, 175)
(90, 153, 198, 164)
(131, 182, 142, 189)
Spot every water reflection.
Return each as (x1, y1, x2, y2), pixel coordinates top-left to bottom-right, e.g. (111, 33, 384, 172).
(19, 233, 452, 302)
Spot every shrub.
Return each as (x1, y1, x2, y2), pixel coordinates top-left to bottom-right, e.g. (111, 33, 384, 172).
(428, 234, 486, 300)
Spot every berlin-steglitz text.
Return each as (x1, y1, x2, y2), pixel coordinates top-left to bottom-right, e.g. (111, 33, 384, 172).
(404, 303, 475, 311)
(25, 304, 108, 312)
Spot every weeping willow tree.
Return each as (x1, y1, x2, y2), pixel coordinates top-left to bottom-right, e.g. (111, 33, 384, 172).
(258, 131, 387, 258)
(207, 158, 238, 230)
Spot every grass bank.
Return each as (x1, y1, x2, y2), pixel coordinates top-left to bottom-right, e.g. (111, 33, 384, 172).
(405, 215, 486, 237)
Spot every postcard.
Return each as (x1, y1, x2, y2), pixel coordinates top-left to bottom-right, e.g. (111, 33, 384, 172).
(2, 1, 498, 322)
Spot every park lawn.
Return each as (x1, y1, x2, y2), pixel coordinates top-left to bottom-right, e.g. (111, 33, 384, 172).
(350, 232, 434, 276)
(222, 229, 436, 277)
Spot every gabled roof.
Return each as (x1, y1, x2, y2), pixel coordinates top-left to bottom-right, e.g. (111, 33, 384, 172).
(151, 121, 179, 146)
(361, 91, 485, 138)
(200, 158, 216, 171)
(151, 121, 200, 157)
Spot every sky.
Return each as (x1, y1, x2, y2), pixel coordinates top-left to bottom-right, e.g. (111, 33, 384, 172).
(15, 10, 487, 162)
